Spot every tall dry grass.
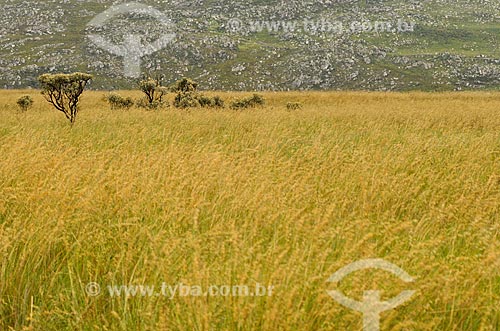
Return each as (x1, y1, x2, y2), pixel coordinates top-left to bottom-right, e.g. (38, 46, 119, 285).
(0, 90, 499, 330)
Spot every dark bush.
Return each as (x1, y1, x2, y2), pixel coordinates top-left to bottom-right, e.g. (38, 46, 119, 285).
(105, 93, 134, 110)
(197, 95, 214, 107)
(173, 92, 199, 108)
(213, 96, 225, 108)
(170, 78, 225, 109)
(230, 94, 265, 109)
(286, 102, 303, 110)
(172, 78, 199, 109)
(197, 95, 225, 108)
(136, 98, 169, 110)
(16, 95, 34, 112)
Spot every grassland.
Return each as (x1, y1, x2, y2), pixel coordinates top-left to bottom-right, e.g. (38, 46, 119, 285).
(0, 90, 499, 330)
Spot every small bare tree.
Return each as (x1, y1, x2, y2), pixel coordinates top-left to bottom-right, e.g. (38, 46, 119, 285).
(38, 73, 92, 124)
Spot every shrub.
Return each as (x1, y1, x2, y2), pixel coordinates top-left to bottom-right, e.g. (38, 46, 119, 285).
(230, 94, 265, 109)
(38, 72, 92, 124)
(249, 94, 265, 106)
(286, 102, 303, 110)
(170, 78, 198, 93)
(138, 75, 168, 109)
(174, 92, 200, 109)
(16, 95, 34, 112)
(171, 78, 223, 109)
(136, 98, 169, 110)
(170, 77, 225, 109)
(197, 95, 225, 108)
(213, 96, 225, 108)
(171, 78, 199, 109)
(174, 93, 226, 109)
(197, 95, 214, 107)
(105, 93, 134, 110)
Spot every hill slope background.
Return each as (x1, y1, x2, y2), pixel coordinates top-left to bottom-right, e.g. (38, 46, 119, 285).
(0, 0, 499, 91)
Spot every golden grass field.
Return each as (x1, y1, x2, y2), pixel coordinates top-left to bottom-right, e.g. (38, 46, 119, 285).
(0, 90, 499, 330)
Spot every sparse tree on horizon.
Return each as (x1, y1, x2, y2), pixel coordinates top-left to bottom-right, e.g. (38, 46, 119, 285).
(38, 73, 92, 124)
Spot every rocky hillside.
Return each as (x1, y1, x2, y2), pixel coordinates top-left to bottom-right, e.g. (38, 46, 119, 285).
(1, 0, 499, 91)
